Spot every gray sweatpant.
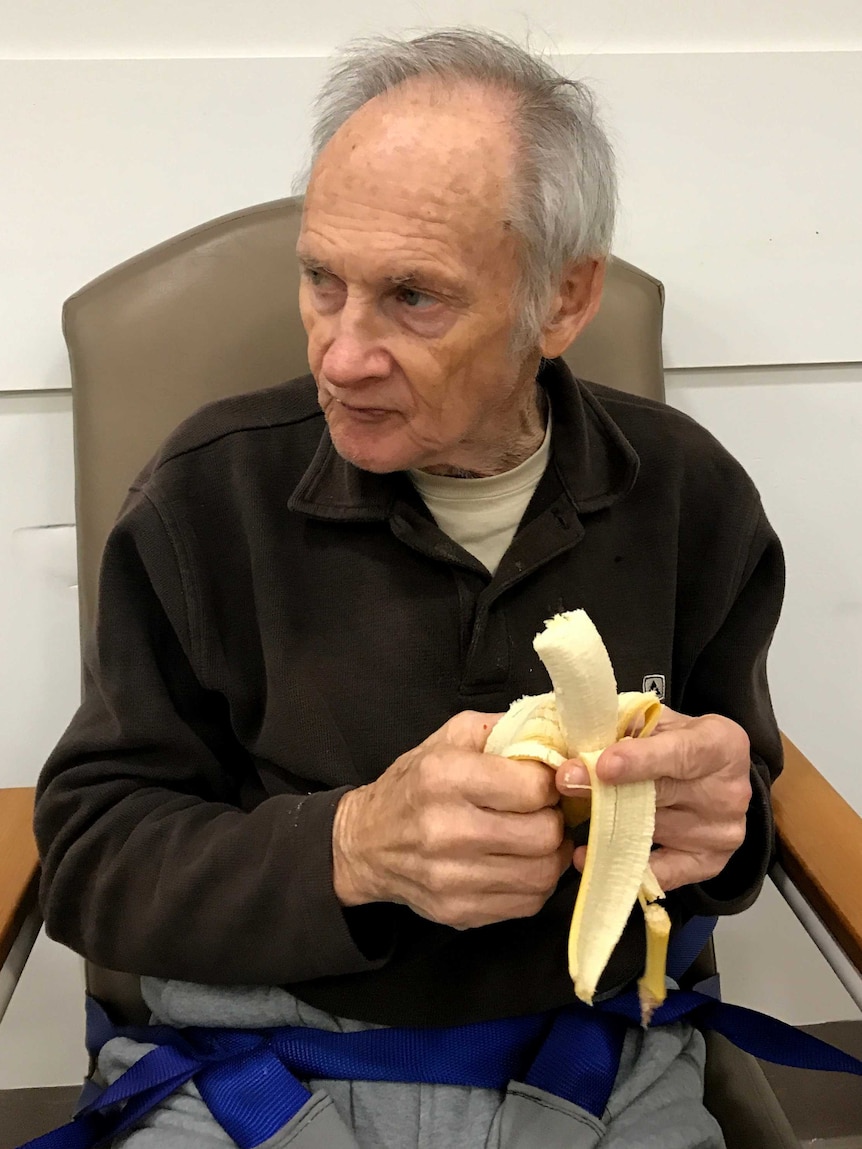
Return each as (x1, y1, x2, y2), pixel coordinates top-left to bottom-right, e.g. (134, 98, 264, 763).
(100, 979, 725, 1149)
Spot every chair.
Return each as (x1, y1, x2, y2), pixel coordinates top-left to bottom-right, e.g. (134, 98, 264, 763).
(1, 195, 860, 1147)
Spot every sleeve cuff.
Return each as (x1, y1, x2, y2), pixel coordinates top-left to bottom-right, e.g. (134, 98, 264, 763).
(289, 787, 398, 979)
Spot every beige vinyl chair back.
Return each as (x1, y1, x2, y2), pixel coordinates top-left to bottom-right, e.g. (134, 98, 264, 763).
(63, 195, 665, 637)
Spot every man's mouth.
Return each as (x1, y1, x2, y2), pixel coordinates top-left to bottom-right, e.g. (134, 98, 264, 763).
(331, 398, 395, 420)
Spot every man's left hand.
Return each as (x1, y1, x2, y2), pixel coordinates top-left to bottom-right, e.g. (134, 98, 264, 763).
(555, 707, 752, 892)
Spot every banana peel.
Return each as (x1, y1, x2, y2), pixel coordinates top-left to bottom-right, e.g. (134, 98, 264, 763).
(485, 610, 670, 1025)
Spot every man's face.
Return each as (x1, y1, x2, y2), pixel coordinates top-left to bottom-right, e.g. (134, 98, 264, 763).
(297, 81, 539, 475)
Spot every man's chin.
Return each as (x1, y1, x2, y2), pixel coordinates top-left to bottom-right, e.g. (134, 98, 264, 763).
(328, 426, 419, 475)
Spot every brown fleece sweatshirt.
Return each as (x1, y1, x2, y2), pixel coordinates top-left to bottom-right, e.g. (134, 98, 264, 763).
(35, 359, 784, 1027)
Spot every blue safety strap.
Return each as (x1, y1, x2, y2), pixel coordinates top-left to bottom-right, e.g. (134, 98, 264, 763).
(17, 915, 862, 1149)
(21, 1008, 553, 1149)
(521, 1001, 628, 1116)
(20, 990, 862, 1149)
(667, 915, 718, 981)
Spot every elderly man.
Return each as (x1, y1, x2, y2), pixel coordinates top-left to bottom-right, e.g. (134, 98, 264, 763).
(35, 28, 782, 1149)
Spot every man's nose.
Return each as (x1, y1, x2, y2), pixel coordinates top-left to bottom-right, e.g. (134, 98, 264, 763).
(320, 300, 390, 387)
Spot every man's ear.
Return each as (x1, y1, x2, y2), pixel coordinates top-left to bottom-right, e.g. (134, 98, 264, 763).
(538, 259, 606, 359)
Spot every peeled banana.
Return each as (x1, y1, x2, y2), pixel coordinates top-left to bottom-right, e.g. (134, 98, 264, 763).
(484, 609, 670, 1025)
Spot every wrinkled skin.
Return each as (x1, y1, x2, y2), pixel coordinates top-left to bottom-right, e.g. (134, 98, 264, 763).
(298, 79, 601, 477)
(334, 711, 571, 927)
(304, 80, 752, 925)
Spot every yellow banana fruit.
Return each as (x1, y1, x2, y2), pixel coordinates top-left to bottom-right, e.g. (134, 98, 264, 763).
(484, 609, 670, 1025)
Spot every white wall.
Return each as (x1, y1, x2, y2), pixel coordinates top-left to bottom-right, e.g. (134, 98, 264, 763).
(4, 0, 862, 55)
(668, 364, 862, 816)
(3, 52, 862, 390)
(1, 0, 861, 1090)
(0, 396, 79, 785)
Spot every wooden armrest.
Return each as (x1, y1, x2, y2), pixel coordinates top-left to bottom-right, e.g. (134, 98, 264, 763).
(774, 735, 862, 972)
(0, 787, 40, 968)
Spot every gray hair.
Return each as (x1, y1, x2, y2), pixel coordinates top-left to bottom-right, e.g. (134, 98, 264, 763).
(296, 28, 617, 347)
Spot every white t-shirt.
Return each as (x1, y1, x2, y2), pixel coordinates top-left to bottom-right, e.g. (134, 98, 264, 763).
(409, 416, 552, 575)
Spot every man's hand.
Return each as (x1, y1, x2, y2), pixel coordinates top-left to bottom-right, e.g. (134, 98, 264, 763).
(333, 711, 571, 929)
(556, 707, 752, 892)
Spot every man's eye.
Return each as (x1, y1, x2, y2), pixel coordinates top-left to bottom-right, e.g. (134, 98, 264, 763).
(304, 267, 334, 289)
(396, 287, 436, 310)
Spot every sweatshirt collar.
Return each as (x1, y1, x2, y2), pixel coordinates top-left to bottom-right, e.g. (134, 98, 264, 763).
(287, 358, 639, 521)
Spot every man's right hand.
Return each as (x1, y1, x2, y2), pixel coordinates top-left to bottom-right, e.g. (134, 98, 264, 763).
(332, 711, 572, 929)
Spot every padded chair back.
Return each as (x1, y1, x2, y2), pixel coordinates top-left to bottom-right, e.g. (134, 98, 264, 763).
(64, 195, 665, 636)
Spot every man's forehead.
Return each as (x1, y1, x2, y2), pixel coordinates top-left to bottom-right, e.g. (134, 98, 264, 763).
(297, 209, 478, 294)
(334, 78, 515, 160)
(305, 80, 517, 227)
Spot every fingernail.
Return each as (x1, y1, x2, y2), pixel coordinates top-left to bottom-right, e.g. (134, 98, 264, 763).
(598, 751, 621, 780)
(561, 763, 589, 789)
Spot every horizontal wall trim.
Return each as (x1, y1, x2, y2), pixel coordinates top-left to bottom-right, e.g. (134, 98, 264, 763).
(666, 362, 862, 387)
(3, 46, 862, 62)
(2, 361, 861, 401)
(0, 392, 73, 417)
(0, 388, 74, 399)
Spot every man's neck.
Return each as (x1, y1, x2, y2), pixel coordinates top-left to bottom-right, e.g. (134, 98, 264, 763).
(422, 385, 548, 479)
